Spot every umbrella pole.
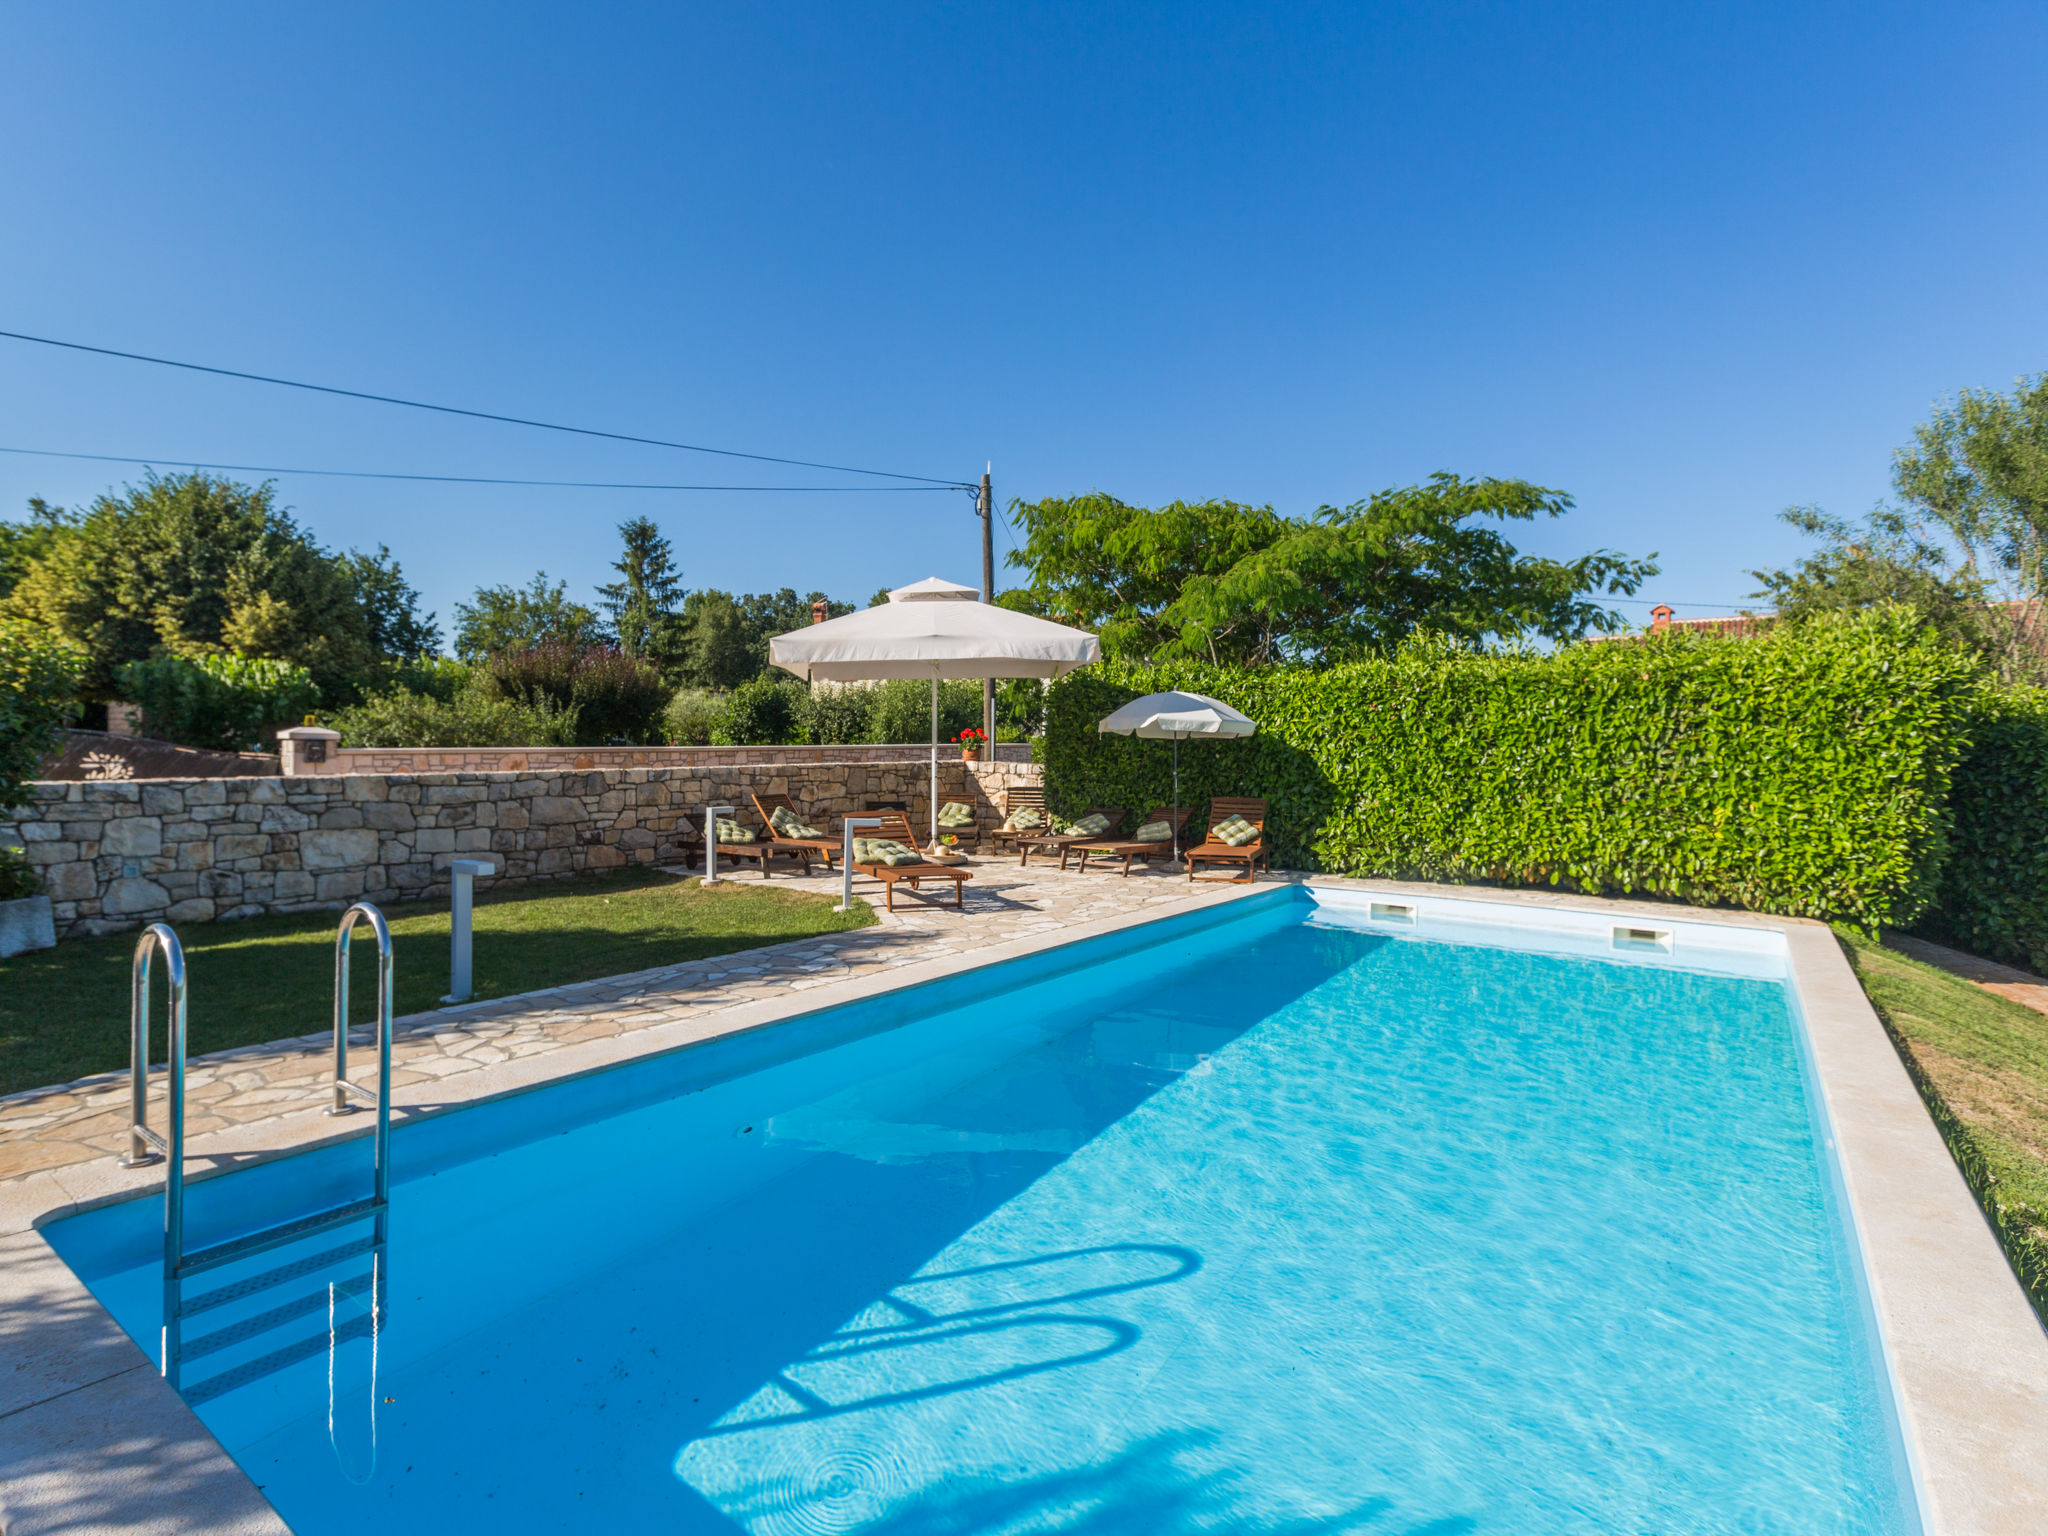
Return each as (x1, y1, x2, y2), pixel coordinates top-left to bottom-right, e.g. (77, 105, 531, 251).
(930, 676, 939, 846)
(1172, 733, 1181, 862)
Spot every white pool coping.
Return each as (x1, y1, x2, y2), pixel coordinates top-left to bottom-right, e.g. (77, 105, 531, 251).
(3, 876, 2044, 1533)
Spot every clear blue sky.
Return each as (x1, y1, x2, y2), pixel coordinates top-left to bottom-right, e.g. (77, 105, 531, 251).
(2, 2, 2043, 638)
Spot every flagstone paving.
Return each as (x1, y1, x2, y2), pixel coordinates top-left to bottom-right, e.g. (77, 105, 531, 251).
(0, 857, 1259, 1185)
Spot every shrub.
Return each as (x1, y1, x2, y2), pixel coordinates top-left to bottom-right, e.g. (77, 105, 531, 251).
(1045, 610, 1980, 930)
(329, 679, 578, 748)
(663, 687, 723, 746)
(1930, 689, 2048, 971)
(865, 678, 984, 744)
(380, 654, 472, 703)
(1, 621, 83, 810)
(489, 643, 666, 744)
(114, 651, 319, 753)
(712, 675, 806, 745)
(801, 685, 873, 745)
(0, 845, 40, 901)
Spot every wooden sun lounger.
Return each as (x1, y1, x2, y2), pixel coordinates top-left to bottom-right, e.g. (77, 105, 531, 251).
(851, 810, 974, 912)
(990, 784, 1050, 856)
(751, 791, 843, 870)
(698, 810, 812, 879)
(1016, 808, 1127, 868)
(1184, 796, 1270, 883)
(1072, 807, 1192, 876)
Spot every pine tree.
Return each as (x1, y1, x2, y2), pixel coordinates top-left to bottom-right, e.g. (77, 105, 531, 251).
(596, 517, 686, 669)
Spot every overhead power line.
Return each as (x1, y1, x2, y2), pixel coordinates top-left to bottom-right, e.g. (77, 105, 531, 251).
(0, 328, 971, 487)
(0, 443, 958, 493)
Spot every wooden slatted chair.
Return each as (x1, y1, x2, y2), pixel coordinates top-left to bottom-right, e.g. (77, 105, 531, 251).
(990, 783, 1051, 856)
(850, 810, 974, 911)
(751, 791, 843, 870)
(703, 809, 811, 879)
(1184, 797, 1270, 883)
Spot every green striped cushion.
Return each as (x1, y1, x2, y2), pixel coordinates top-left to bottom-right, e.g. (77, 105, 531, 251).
(936, 801, 976, 827)
(853, 837, 925, 866)
(714, 817, 755, 844)
(1211, 814, 1259, 847)
(1070, 812, 1111, 837)
(1132, 819, 1174, 843)
(768, 806, 825, 839)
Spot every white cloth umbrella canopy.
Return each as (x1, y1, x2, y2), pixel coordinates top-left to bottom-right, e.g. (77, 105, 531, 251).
(1097, 691, 1257, 859)
(769, 577, 1101, 840)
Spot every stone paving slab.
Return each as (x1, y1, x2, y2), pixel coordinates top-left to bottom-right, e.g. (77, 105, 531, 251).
(0, 856, 1229, 1186)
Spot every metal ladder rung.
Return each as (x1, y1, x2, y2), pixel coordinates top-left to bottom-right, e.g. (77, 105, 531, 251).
(183, 1270, 375, 1362)
(178, 1197, 383, 1278)
(125, 905, 395, 1394)
(180, 1234, 380, 1318)
(184, 1310, 377, 1406)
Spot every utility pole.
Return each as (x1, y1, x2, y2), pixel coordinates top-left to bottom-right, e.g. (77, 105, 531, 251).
(980, 464, 996, 750)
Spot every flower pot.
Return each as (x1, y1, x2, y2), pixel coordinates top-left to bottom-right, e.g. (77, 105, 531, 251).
(961, 748, 983, 763)
(0, 895, 56, 959)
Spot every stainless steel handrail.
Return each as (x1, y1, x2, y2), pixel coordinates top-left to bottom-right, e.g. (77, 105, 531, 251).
(120, 924, 189, 1374)
(120, 923, 185, 1170)
(327, 903, 394, 1240)
(117, 907, 396, 1390)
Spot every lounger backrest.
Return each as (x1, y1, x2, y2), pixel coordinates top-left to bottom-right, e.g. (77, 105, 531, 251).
(1004, 784, 1047, 816)
(1204, 796, 1268, 845)
(750, 791, 800, 837)
(857, 809, 920, 850)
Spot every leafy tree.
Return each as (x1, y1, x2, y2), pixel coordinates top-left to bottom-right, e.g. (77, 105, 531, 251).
(0, 621, 84, 809)
(595, 518, 686, 670)
(1006, 476, 1656, 664)
(451, 572, 606, 660)
(115, 653, 320, 753)
(1751, 373, 2048, 685)
(0, 499, 73, 603)
(1, 473, 378, 703)
(344, 545, 441, 661)
(674, 587, 852, 690)
(1893, 372, 2048, 597)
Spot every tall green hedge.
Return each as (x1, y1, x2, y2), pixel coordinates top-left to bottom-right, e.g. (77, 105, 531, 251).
(1934, 689, 2048, 971)
(1045, 611, 1981, 930)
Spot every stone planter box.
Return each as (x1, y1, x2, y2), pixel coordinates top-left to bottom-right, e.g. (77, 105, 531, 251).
(0, 894, 56, 958)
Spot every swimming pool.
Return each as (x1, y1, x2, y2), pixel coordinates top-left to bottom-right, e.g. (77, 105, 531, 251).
(43, 884, 1920, 1533)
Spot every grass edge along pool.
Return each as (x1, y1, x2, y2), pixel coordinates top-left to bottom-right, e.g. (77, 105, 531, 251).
(42, 883, 1927, 1533)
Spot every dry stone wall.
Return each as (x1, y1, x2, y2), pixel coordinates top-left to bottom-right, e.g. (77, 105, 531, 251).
(2, 759, 1040, 939)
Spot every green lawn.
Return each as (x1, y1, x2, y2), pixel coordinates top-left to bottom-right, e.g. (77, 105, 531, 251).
(0, 868, 875, 1098)
(1840, 929, 2048, 1322)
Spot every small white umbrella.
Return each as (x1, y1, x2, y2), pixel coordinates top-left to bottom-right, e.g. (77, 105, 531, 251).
(1097, 691, 1257, 859)
(770, 578, 1101, 842)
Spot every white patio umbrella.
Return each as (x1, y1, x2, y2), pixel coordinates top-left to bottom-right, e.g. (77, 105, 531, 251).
(769, 577, 1101, 842)
(1096, 691, 1258, 860)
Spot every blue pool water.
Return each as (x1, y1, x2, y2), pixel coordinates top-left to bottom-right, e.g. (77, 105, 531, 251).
(46, 888, 1917, 1533)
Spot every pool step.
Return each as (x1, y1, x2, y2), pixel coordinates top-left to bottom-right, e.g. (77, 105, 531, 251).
(179, 1196, 383, 1278)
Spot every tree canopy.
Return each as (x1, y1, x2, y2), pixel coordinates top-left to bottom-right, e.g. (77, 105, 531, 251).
(596, 517, 687, 668)
(1003, 475, 1656, 664)
(1751, 372, 2048, 684)
(451, 572, 607, 660)
(0, 473, 435, 704)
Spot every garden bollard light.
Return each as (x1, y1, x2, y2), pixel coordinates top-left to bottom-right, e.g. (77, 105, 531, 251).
(837, 817, 882, 913)
(704, 805, 735, 885)
(440, 858, 496, 1004)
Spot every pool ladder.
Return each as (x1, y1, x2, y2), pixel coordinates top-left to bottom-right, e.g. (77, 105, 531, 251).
(120, 903, 394, 1399)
